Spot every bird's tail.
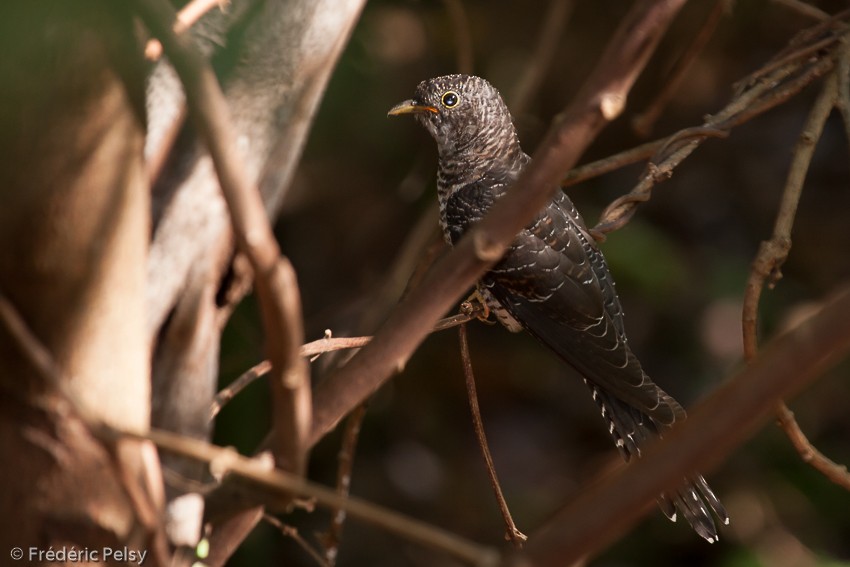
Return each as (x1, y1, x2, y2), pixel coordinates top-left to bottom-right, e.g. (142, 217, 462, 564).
(586, 381, 730, 542)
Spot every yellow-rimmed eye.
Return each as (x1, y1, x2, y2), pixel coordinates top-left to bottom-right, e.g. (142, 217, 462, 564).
(441, 91, 460, 108)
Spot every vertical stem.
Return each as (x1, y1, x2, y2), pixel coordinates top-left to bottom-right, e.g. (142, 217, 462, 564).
(458, 324, 527, 548)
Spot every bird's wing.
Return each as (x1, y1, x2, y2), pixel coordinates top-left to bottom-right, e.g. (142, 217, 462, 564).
(483, 189, 686, 427)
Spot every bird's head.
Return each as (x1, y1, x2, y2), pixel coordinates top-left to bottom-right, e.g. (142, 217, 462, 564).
(388, 74, 521, 166)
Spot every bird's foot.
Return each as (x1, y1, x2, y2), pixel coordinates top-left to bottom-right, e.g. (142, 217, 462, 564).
(460, 290, 494, 325)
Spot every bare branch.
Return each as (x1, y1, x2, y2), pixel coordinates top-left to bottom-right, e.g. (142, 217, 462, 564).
(99, 426, 501, 567)
(310, 0, 689, 447)
(743, 66, 839, 361)
(776, 403, 850, 491)
(560, 138, 663, 188)
(592, 23, 845, 236)
(504, 284, 850, 566)
(317, 405, 368, 565)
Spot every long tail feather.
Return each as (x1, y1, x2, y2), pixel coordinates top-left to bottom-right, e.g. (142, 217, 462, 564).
(585, 380, 727, 542)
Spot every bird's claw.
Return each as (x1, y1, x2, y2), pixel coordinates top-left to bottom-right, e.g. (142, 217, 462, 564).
(461, 290, 494, 324)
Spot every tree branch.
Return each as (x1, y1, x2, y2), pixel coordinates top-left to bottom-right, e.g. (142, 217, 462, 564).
(593, 21, 846, 235)
(505, 283, 850, 566)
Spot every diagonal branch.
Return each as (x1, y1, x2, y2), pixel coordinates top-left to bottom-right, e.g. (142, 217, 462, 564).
(309, 0, 689, 447)
(505, 283, 850, 566)
(593, 20, 846, 236)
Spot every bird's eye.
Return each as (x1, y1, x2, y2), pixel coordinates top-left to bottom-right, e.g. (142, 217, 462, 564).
(441, 91, 460, 108)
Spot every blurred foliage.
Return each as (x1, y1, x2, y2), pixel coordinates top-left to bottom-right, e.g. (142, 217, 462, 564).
(213, 0, 850, 565)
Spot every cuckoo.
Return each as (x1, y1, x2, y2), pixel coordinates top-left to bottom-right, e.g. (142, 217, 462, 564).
(388, 74, 729, 542)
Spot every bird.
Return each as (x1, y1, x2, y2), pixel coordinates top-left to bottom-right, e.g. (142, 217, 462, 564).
(388, 74, 729, 542)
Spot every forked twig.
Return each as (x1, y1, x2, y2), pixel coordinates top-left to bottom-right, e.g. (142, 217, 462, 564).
(591, 20, 847, 236)
(458, 324, 527, 548)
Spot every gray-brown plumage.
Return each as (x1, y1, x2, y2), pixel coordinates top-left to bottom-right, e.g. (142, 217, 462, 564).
(389, 74, 728, 542)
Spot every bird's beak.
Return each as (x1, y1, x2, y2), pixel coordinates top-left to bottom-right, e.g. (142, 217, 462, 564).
(387, 99, 439, 117)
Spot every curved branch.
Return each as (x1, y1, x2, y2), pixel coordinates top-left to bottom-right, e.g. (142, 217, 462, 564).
(741, 54, 850, 492)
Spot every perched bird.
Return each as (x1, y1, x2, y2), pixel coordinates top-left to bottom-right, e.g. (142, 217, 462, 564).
(389, 74, 729, 542)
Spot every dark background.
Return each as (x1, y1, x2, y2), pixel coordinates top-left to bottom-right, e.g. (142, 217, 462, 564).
(213, 1, 850, 565)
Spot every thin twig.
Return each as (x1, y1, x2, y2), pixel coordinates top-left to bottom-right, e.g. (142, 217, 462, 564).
(742, 69, 838, 361)
(592, 25, 845, 236)
(560, 138, 663, 188)
(458, 324, 527, 548)
(775, 404, 850, 491)
(735, 10, 848, 91)
(632, 0, 728, 137)
(133, 0, 311, 474)
(145, 0, 230, 61)
(101, 426, 501, 567)
(264, 514, 330, 567)
(834, 40, 850, 159)
(317, 404, 368, 565)
(211, 304, 486, 419)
